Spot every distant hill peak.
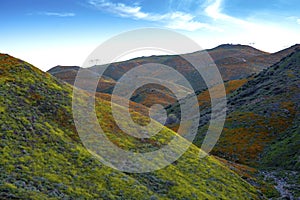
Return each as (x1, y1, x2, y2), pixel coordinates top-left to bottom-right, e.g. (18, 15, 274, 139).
(215, 44, 248, 48)
(210, 43, 268, 53)
(286, 44, 300, 52)
(289, 43, 300, 48)
(47, 65, 80, 74)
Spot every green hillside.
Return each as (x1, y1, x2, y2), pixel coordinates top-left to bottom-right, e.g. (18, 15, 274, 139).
(0, 53, 262, 199)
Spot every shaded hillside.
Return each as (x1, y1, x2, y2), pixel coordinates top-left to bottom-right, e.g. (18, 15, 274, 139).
(87, 44, 273, 90)
(130, 83, 177, 107)
(165, 78, 249, 132)
(167, 48, 300, 170)
(165, 48, 300, 199)
(0, 54, 261, 199)
(213, 50, 300, 169)
(48, 68, 153, 117)
(48, 44, 299, 108)
(205, 44, 269, 80)
(47, 65, 80, 76)
(49, 65, 116, 93)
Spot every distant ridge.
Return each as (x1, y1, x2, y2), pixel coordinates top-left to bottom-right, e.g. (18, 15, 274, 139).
(47, 65, 80, 74)
(210, 43, 269, 53)
(48, 44, 300, 107)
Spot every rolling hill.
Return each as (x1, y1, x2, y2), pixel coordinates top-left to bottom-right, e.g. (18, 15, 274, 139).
(0, 54, 262, 199)
(48, 44, 300, 108)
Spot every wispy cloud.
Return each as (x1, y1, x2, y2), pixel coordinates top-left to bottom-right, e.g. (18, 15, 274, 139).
(38, 12, 76, 17)
(88, 0, 148, 19)
(88, 0, 219, 31)
(86, 0, 300, 51)
(165, 13, 219, 31)
(286, 16, 300, 25)
(204, 0, 224, 20)
(201, 0, 300, 52)
(204, 0, 253, 28)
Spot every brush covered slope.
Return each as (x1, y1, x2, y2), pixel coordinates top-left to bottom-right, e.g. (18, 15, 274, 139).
(0, 54, 262, 199)
(211, 49, 300, 199)
(167, 49, 300, 169)
(166, 48, 300, 199)
(48, 65, 116, 93)
(211, 50, 300, 169)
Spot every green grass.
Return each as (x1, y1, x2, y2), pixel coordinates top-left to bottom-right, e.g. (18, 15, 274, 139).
(0, 53, 261, 199)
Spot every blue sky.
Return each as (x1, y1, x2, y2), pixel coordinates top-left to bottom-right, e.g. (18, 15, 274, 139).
(1, 0, 300, 71)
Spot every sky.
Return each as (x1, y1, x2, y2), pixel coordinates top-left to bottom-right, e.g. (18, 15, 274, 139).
(1, 0, 300, 71)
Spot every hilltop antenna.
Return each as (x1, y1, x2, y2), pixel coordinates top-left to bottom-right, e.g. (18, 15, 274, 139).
(89, 59, 100, 66)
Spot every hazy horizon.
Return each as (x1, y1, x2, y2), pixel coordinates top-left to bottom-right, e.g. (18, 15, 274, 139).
(1, 0, 300, 71)
(36, 43, 300, 72)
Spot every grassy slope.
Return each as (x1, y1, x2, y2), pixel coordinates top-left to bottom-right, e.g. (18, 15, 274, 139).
(0, 54, 261, 199)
